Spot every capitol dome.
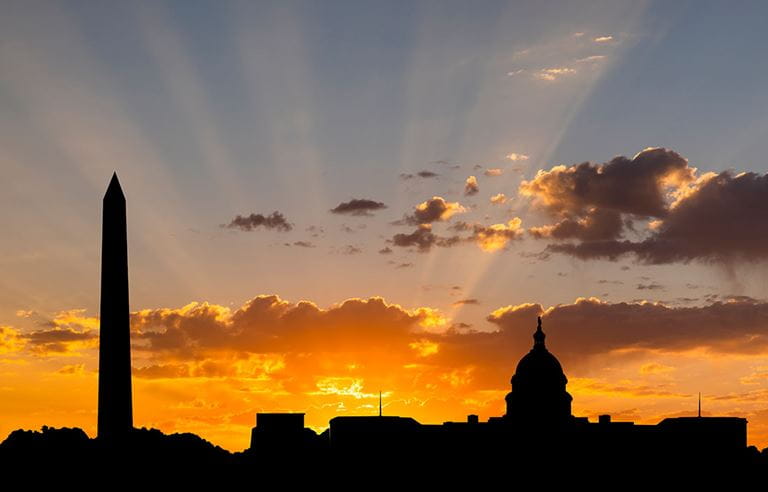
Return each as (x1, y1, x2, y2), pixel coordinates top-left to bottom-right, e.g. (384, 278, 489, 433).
(505, 316, 572, 426)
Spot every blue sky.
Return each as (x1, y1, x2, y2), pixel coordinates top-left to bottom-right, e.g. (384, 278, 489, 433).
(2, 0, 767, 321)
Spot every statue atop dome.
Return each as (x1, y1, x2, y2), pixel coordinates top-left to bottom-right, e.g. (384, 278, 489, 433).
(505, 316, 573, 426)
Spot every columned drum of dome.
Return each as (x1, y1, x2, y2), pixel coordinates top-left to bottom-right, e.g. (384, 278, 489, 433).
(505, 316, 572, 426)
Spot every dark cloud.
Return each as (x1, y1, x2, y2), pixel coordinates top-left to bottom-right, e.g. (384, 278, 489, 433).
(637, 282, 665, 291)
(292, 241, 315, 248)
(452, 299, 480, 306)
(330, 199, 387, 216)
(395, 262, 413, 269)
(390, 224, 462, 252)
(341, 245, 362, 255)
(400, 171, 439, 180)
(524, 148, 768, 264)
(521, 147, 693, 219)
(464, 176, 479, 196)
(529, 209, 624, 241)
(305, 225, 324, 237)
(23, 328, 97, 355)
(482, 297, 768, 360)
(225, 212, 292, 232)
(378, 247, 393, 255)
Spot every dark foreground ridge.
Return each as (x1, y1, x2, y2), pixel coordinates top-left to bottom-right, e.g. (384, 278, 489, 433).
(2, 174, 767, 480)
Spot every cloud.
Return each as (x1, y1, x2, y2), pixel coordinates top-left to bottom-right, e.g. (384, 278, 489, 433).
(528, 208, 625, 241)
(506, 153, 529, 161)
(520, 148, 693, 219)
(594, 35, 614, 42)
(576, 55, 606, 63)
(330, 199, 387, 216)
(490, 193, 507, 205)
(131, 296, 445, 361)
(24, 327, 97, 356)
(378, 247, 393, 255)
(291, 241, 315, 248)
(639, 363, 675, 375)
(484, 168, 503, 177)
(225, 212, 293, 232)
(483, 297, 768, 363)
(452, 218, 525, 252)
(452, 299, 480, 306)
(18, 309, 99, 356)
(340, 245, 362, 255)
(637, 282, 665, 291)
(400, 171, 439, 180)
(0, 326, 24, 354)
(398, 196, 467, 225)
(305, 225, 324, 237)
(518, 148, 768, 263)
(535, 67, 576, 81)
(57, 363, 87, 375)
(390, 224, 462, 252)
(464, 176, 479, 196)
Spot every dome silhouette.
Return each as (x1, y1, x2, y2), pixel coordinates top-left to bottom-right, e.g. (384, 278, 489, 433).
(505, 316, 572, 426)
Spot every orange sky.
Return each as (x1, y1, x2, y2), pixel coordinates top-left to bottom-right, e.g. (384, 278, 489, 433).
(3, 294, 768, 452)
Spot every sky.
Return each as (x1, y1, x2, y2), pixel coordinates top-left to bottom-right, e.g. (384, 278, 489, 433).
(2, 0, 768, 452)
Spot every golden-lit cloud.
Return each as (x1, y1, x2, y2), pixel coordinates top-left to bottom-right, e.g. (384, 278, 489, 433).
(639, 362, 676, 375)
(490, 193, 507, 205)
(535, 67, 576, 81)
(594, 35, 614, 42)
(409, 339, 440, 357)
(473, 219, 524, 252)
(450, 218, 524, 252)
(464, 176, 479, 196)
(0, 326, 24, 354)
(506, 153, 529, 161)
(399, 196, 466, 225)
(483, 168, 503, 177)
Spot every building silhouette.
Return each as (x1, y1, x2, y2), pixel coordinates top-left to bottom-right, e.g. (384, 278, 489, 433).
(505, 315, 572, 426)
(97, 173, 133, 441)
(250, 316, 748, 468)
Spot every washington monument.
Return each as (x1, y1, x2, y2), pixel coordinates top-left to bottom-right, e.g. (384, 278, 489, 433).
(97, 173, 133, 440)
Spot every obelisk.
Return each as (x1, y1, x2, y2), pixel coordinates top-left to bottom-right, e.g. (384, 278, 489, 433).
(97, 172, 133, 440)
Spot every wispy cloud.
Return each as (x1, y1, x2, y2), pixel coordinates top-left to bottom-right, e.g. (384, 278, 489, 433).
(535, 67, 577, 81)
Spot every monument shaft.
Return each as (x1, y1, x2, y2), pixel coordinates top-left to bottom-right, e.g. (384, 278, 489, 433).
(97, 174, 133, 439)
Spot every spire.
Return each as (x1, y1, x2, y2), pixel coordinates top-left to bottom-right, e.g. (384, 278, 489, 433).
(698, 392, 701, 418)
(104, 172, 125, 202)
(533, 316, 546, 348)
